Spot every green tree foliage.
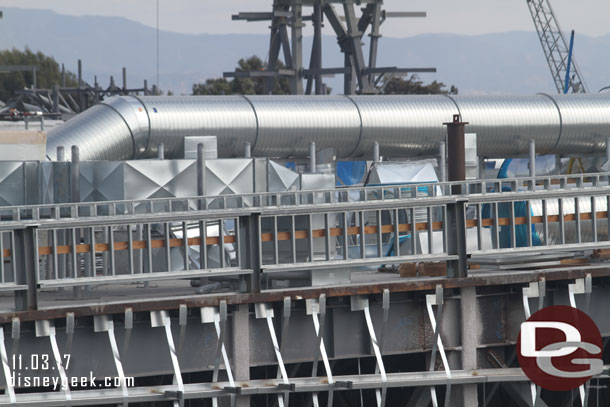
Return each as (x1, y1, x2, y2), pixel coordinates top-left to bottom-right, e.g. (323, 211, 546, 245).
(381, 74, 458, 95)
(0, 48, 78, 101)
(193, 56, 291, 95)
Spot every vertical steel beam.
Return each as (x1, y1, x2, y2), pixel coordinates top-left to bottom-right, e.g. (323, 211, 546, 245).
(240, 213, 261, 293)
(13, 226, 38, 311)
(290, 1, 304, 94)
(313, 2, 323, 95)
(460, 287, 478, 406)
(343, 1, 368, 93)
(52, 84, 60, 114)
(310, 142, 317, 173)
(445, 114, 468, 194)
(373, 141, 380, 163)
(439, 141, 446, 183)
(367, 2, 382, 87)
(265, 0, 284, 94)
(232, 305, 250, 407)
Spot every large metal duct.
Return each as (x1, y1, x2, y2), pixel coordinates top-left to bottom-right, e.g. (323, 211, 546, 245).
(46, 94, 610, 161)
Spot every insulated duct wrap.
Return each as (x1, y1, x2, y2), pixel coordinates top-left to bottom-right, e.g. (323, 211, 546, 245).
(47, 94, 610, 161)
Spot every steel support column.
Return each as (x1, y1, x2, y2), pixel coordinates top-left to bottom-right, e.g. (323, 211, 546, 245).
(290, 1, 304, 94)
(460, 287, 478, 406)
(232, 305, 250, 407)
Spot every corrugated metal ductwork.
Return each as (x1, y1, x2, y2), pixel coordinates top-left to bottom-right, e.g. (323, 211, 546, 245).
(47, 94, 610, 161)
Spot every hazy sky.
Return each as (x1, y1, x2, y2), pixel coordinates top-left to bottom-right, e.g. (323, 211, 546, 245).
(3, 0, 610, 38)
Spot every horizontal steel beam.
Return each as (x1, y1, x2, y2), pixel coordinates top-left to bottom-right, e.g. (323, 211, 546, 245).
(2, 367, 608, 405)
(1, 265, 609, 324)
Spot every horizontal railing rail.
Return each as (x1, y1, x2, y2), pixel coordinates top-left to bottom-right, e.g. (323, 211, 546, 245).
(0, 174, 610, 310)
(1, 172, 609, 223)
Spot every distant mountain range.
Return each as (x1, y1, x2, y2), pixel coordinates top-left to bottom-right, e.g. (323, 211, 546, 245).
(1, 7, 609, 95)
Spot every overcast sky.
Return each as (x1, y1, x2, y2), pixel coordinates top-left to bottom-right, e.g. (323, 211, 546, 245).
(3, 0, 610, 38)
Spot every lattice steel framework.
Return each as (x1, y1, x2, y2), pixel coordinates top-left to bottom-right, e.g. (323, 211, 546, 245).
(526, 0, 587, 93)
(228, 0, 436, 95)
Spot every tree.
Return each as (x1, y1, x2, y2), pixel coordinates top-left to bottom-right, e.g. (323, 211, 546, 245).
(381, 74, 458, 95)
(193, 56, 291, 95)
(0, 48, 78, 101)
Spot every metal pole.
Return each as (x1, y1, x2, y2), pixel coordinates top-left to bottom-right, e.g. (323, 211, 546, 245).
(24, 116, 28, 130)
(56, 145, 66, 284)
(157, 143, 164, 160)
(555, 154, 562, 175)
(478, 156, 486, 180)
(313, 3, 323, 95)
(52, 84, 59, 114)
(244, 142, 251, 158)
(77, 59, 84, 112)
(122, 67, 127, 91)
(439, 141, 446, 183)
(445, 114, 468, 194)
(40, 116, 44, 131)
(71, 146, 83, 297)
(606, 137, 610, 163)
(310, 142, 316, 173)
(71, 146, 80, 202)
(373, 141, 380, 163)
(444, 115, 468, 278)
(197, 143, 206, 201)
(290, 2, 304, 94)
(61, 63, 66, 87)
(56, 146, 65, 161)
(529, 139, 536, 178)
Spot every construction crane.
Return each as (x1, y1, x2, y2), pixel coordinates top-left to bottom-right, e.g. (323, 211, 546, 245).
(526, 0, 587, 94)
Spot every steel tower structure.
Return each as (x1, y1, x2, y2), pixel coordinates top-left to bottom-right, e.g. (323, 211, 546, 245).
(228, 0, 436, 95)
(526, 0, 587, 93)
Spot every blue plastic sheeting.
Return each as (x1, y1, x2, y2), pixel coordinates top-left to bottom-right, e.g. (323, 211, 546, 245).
(497, 158, 512, 179)
(498, 155, 557, 178)
(337, 161, 367, 186)
(482, 198, 542, 248)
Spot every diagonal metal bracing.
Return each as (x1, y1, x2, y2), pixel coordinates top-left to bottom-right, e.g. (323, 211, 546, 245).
(426, 286, 452, 407)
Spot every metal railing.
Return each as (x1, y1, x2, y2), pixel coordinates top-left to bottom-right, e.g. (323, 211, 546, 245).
(0, 171, 608, 223)
(1, 173, 610, 310)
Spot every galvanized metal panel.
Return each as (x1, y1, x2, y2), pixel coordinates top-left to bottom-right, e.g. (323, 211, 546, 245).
(80, 161, 124, 202)
(0, 162, 24, 206)
(205, 158, 254, 197)
(268, 160, 300, 192)
(124, 160, 198, 201)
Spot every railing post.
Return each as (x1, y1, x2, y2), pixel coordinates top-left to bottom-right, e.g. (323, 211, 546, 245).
(446, 198, 468, 278)
(14, 226, 39, 311)
(240, 213, 261, 293)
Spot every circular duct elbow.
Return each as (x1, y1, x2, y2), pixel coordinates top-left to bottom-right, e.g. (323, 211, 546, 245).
(46, 102, 138, 161)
